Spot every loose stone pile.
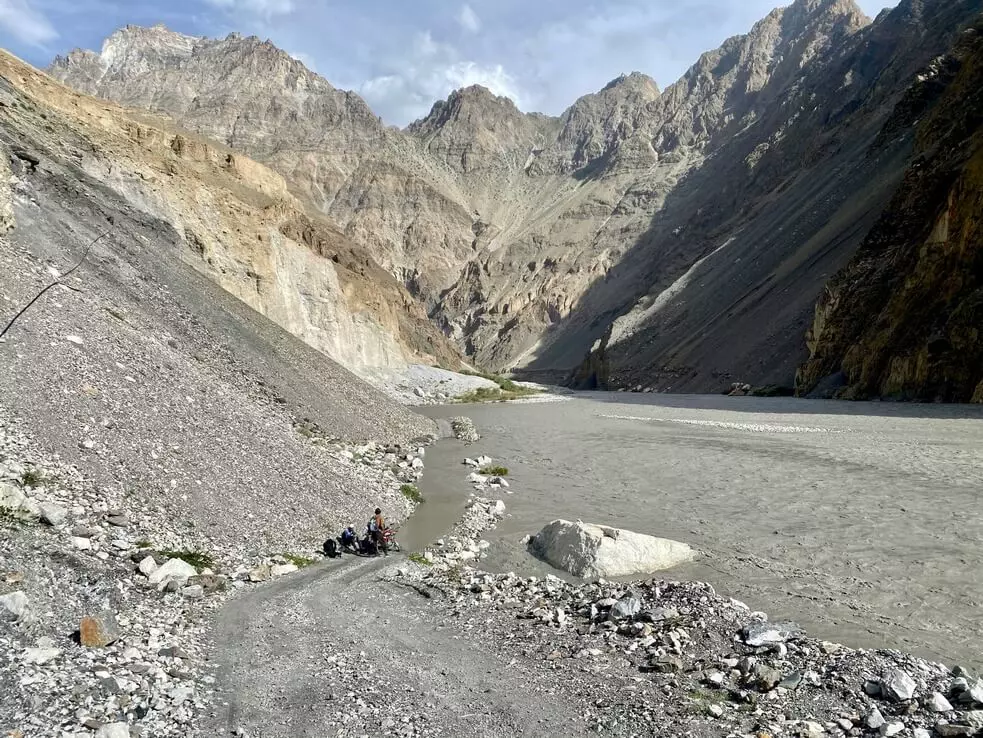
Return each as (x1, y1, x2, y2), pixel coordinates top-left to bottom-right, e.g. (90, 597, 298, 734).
(0, 407, 431, 737)
(395, 448, 983, 738)
(449, 416, 480, 444)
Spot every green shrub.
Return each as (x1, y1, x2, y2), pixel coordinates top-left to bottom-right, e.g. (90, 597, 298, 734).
(480, 465, 508, 477)
(157, 549, 214, 571)
(19, 468, 44, 488)
(400, 484, 424, 504)
(283, 553, 316, 568)
(408, 551, 432, 567)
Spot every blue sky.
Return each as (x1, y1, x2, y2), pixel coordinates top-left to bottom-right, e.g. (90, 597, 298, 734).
(1, 0, 900, 126)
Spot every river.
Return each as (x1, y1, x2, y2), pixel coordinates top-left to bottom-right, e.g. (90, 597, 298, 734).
(414, 393, 983, 670)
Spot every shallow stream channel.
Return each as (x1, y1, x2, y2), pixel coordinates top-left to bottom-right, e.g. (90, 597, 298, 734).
(412, 393, 983, 671)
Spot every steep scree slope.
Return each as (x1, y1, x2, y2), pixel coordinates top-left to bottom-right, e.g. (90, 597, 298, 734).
(0, 58, 435, 552)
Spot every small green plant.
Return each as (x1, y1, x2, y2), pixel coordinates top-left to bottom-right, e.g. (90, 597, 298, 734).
(0, 507, 29, 528)
(400, 484, 424, 504)
(408, 551, 432, 567)
(282, 553, 316, 568)
(134, 539, 153, 549)
(480, 465, 508, 477)
(456, 370, 541, 403)
(157, 549, 214, 571)
(19, 468, 44, 488)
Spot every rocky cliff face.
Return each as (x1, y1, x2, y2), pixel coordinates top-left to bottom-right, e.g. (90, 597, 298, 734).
(797, 21, 983, 402)
(3, 49, 460, 375)
(48, 0, 983, 396)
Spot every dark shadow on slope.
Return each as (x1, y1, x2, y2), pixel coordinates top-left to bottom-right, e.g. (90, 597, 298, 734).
(517, 0, 983, 396)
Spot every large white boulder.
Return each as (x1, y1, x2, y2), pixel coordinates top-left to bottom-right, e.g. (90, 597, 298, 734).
(529, 520, 694, 578)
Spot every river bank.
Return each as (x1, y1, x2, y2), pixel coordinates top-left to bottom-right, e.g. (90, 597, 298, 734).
(418, 394, 983, 672)
(203, 433, 983, 738)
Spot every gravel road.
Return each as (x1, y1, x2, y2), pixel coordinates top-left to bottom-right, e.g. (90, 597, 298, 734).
(203, 554, 593, 738)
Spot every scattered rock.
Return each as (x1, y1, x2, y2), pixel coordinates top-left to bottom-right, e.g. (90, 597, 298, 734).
(880, 669, 917, 702)
(609, 594, 642, 621)
(39, 502, 68, 526)
(79, 611, 121, 647)
(94, 723, 131, 738)
(147, 558, 197, 589)
(137, 556, 158, 577)
(744, 621, 801, 647)
(0, 591, 30, 621)
(928, 691, 954, 712)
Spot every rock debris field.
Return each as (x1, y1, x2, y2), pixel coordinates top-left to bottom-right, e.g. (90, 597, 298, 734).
(4, 402, 983, 737)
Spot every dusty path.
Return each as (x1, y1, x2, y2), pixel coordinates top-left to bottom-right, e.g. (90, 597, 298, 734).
(203, 553, 593, 738)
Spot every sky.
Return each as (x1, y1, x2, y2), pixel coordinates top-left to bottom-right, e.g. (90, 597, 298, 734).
(0, 0, 900, 126)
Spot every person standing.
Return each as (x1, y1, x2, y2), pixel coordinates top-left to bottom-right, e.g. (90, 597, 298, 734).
(372, 507, 387, 557)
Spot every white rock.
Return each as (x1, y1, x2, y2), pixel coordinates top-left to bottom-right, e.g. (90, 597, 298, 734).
(928, 691, 953, 712)
(476, 455, 492, 466)
(72, 537, 92, 550)
(0, 480, 27, 510)
(879, 722, 903, 737)
(529, 519, 695, 578)
(913, 730, 931, 738)
(181, 585, 204, 600)
(94, 723, 130, 738)
(39, 502, 68, 526)
(271, 564, 298, 577)
(137, 556, 158, 577)
(148, 558, 197, 588)
(0, 591, 30, 621)
(880, 669, 916, 701)
(64, 335, 84, 345)
(411, 457, 425, 469)
(488, 500, 507, 518)
(23, 646, 61, 664)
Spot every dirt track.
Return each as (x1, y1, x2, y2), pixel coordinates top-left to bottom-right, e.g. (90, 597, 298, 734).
(203, 554, 592, 738)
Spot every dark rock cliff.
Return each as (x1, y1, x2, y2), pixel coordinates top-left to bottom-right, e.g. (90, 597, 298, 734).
(797, 20, 983, 402)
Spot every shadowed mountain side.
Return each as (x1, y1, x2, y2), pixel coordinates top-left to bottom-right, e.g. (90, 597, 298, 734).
(547, 0, 982, 393)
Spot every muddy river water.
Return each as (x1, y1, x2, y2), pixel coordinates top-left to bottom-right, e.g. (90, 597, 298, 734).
(413, 393, 983, 670)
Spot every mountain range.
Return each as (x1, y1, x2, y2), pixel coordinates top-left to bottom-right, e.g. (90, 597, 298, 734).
(40, 0, 983, 400)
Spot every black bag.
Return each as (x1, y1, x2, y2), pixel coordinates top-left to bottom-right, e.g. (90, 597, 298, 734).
(323, 538, 339, 558)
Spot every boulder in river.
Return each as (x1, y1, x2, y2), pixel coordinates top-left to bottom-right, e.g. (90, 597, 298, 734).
(528, 520, 694, 578)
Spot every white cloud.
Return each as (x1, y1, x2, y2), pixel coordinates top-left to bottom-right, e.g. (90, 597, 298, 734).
(356, 29, 525, 125)
(289, 50, 316, 71)
(457, 4, 481, 34)
(0, 0, 57, 47)
(205, 0, 295, 19)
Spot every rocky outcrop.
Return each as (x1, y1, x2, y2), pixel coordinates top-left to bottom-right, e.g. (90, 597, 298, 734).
(1, 50, 460, 375)
(796, 21, 983, 402)
(529, 520, 695, 578)
(48, 1, 983, 395)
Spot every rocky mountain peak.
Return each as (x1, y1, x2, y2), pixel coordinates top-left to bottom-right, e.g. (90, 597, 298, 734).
(601, 71, 660, 96)
(409, 85, 526, 134)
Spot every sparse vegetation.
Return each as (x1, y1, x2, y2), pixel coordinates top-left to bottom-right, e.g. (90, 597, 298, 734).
(408, 551, 432, 567)
(454, 384, 540, 403)
(0, 507, 29, 528)
(400, 483, 424, 504)
(157, 549, 214, 571)
(480, 465, 508, 477)
(19, 468, 45, 487)
(134, 539, 153, 549)
(282, 553, 316, 568)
